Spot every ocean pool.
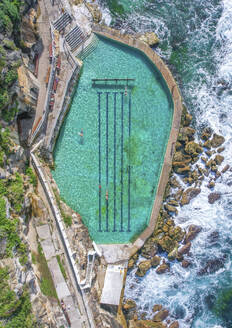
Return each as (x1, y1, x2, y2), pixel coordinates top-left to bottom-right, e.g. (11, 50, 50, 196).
(52, 35, 173, 243)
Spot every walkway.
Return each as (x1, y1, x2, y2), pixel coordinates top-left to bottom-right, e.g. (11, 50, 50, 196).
(37, 224, 82, 327)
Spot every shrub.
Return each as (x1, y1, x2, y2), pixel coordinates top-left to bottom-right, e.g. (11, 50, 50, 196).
(4, 68, 17, 86)
(26, 167, 37, 188)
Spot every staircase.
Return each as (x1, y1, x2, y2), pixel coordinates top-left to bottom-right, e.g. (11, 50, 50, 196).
(53, 11, 72, 32)
(65, 25, 86, 51)
(77, 34, 99, 60)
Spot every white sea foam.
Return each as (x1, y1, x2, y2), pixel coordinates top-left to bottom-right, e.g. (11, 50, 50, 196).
(124, 0, 232, 326)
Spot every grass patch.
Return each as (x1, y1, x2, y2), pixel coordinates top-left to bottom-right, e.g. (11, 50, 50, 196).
(35, 243, 58, 300)
(53, 189, 72, 227)
(26, 167, 37, 188)
(56, 255, 67, 280)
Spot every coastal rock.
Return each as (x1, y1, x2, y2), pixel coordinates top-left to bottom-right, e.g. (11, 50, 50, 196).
(211, 133, 225, 148)
(156, 260, 170, 274)
(157, 235, 177, 253)
(183, 113, 192, 126)
(153, 309, 169, 322)
(221, 164, 230, 173)
(208, 192, 221, 204)
(123, 299, 137, 311)
(185, 141, 203, 157)
(181, 260, 191, 268)
(175, 141, 182, 151)
(214, 154, 224, 165)
(173, 151, 191, 163)
(217, 146, 225, 153)
(168, 247, 178, 260)
(153, 304, 163, 312)
(207, 180, 215, 189)
(151, 256, 161, 267)
(174, 165, 191, 175)
(141, 240, 158, 259)
(169, 322, 179, 328)
(203, 140, 211, 149)
(86, 3, 102, 23)
(178, 242, 191, 256)
(198, 257, 225, 275)
(201, 127, 212, 141)
(135, 260, 151, 277)
(129, 320, 166, 328)
(181, 188, 201, 206)
(164, 204, 178, 215)
(138, 32, 159, 46)
(184, 225, 202, 244)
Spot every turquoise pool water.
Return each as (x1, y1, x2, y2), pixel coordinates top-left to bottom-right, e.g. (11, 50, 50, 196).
(52, 35, 173, 244)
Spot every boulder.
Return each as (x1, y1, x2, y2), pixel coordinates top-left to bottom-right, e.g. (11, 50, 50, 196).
(178, 242, 191, 256)
(129, 320, 166, 328)
(203, 140, 211, 149)
(153, 304, 163, 312)
(123, 299, 137, 311)
(151, 256, 161, 267)
(214, 154, 224, 165)
(208, 192, 221, 204)
(138, 32, 159, 46)
(169, 322, 179, 328)
(141, 240, 158, 259)
(157, 235, 177, 253)
(181, 188, 201, 206)
(168, 247, 178, 260)
(185, 141, 203, 156)
(179, 127, 195, 141)
(164, 204, 178, 215)
(211, 133, 225, 148)
(156, 260, 170, 274)
(184, 225, 202, 244)
(153, 309, 169, 322)
(200, 127, 212, 141)
(207, 180, 215, 189)
(173, 151, 191, 163)
(221, 164, 230, 173)
(174, 166, 191, 175)
(181, 260, 191, 268)
(183, 113, 192, 126)
(135, 260, 151, 277)
(169, 177, 181, 188)
(175, 141, 182, 151)
(86, 3, 102, 22)
(217, 146, 225, 153)
(198, 257, 225, 275)
(128, 258, 135, 269)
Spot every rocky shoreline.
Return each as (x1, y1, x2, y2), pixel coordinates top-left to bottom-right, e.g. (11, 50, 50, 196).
(122, 105, 229, 328)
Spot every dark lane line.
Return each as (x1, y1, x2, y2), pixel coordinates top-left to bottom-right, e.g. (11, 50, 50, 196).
(120, 92, 124, 232)
(113, 92, 117, 232)
(128, 92, 131, 232)
(98, 92, 102, 232)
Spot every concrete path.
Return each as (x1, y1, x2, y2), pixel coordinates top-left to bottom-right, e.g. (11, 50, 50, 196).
(37, 224, 82, 327)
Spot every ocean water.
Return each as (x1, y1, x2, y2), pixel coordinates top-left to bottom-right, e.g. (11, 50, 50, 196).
(97, 0, 232, 327)
(52, 36, 173, 244)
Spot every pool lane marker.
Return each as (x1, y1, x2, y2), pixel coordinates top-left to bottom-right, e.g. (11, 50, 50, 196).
(113, 92, 117, 232)
(120, 92, 124, 232)
(127, 92, 131, 232)
(105, 92, 109, 232)
(98, 92, 102, 232)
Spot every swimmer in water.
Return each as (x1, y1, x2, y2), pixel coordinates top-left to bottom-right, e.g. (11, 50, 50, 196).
(105, 190, 108, 201)
(78, 129, 83, 137)
(124, 85, 127, 96)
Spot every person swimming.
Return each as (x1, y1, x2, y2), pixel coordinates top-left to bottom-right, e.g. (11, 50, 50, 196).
(105, 190, 108, 201)
(78, 129, 84, 144)
(124, 85, 128, 96)
(78, 129, 83, 137)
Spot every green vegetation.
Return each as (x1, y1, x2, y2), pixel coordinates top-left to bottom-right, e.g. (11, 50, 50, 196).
(7, 173, 24, 213)
(213, 287, 232, 324)
(56, 255, 67, 280)
(53, 189, 73, 227)
(26, 167, 37, 188)
(35, 244, 58, 299)
(170, 45, 188, 72)
(107, 0, 125, 16)
(0, 267, 36, 327)
(1, 105, 18, 122)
